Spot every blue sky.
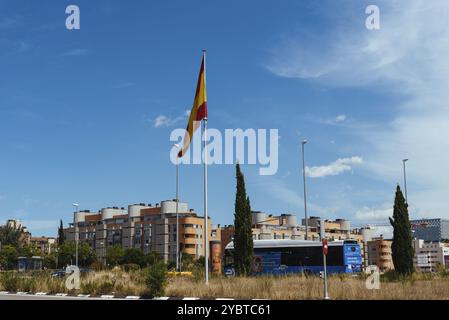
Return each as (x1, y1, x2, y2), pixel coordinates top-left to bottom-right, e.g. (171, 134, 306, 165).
(1, 0, 448, 237)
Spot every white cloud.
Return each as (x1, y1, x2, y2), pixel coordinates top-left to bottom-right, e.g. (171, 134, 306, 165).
(354, 206, 392, 221)
(253, 175, 341, 217)
(306, 156, 363, 178)
(154, 115, 171, 128)
(372, 226, 393, 239)
(152, 110, 189, 128)
(334, 114, 346, 123)
(266, 0, 449, 218)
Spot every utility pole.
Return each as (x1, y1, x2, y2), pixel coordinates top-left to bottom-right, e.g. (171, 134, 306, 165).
(72, 203, 79, 267)
(301, 140, 309, 240)
(402, 159, 409, 204)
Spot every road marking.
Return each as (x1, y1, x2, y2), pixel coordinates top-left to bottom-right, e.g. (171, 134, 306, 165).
(183, 297, 200, 300)
(56, 293, 68, 296)
(125, 296, 141, 299)
(78, 294, 90, 297)
(17, 292, 27, 295)
(100, 295, 115, 299)
(216, 298, 234, 300)
(35, 292, 47, 295)
(154, 296, 170, 300)
(0, 291, 9, 294)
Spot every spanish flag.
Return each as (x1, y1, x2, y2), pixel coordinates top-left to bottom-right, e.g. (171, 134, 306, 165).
(178, 53, 208, 158)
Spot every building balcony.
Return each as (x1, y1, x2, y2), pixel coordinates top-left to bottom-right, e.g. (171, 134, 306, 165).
(182, 227, 200, 235)
(182, 237, 201, 245)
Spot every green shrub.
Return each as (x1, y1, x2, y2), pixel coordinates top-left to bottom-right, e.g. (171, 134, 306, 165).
(122, 263, 140, 272)
(97, 279, 116, 295)
(46, 277, 66, 294)
(81, 280, 97, 295)
(21, 276, 37, 293)
(145, 261, 167, 297)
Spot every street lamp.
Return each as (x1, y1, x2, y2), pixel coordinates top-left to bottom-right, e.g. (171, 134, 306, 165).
(100, 241, 106, 267)
(402, 159, 409, 204)
(301, 140, 309, 240)
(173, 143, 181, 272)
(72, 203, 79, 267)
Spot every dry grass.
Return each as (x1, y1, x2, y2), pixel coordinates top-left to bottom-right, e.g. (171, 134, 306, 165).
(80, 269, 147, 296)
(0, 269, 148, 296)
(2, 270, 449, 299)
(166, 274, 449, 300)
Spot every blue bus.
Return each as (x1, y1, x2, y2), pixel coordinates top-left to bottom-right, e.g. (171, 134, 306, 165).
(224, 239, 362, 276)
(17, 256, 43, 272)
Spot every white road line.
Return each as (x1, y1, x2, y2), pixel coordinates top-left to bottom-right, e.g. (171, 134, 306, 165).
(183, 297, 200, 300)
(55, 293, 68, 296)
(154, 297, 170, 300)
(125, 296, 140, 299)
(216, 298, 234, 300)
(0, 291, 9, 294)
(100, 295, 115, 299)
(77, 294, 90, 297)
(35, 292, 47, 296)
(17, 292, 27, 295)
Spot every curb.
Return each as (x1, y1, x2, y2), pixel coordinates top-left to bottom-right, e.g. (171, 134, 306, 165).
(0, 292, 241, 300)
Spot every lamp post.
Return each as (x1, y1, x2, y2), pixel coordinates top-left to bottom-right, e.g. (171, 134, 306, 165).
(402, 159, 409, 204)
(100, 241, 106, 267)
(301, 140, 309, 240)
(174, 143, 181, 272)
(72, 203, 79, 267)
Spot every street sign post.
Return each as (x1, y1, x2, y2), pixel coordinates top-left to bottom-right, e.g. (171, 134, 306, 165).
(321, 218, 330, 300)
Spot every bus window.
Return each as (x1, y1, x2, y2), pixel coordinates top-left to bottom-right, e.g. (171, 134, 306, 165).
(326, 246, 344, 266)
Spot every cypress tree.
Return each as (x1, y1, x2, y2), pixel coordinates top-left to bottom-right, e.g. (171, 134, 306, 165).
(389, 185, 415, 275)
(58, 219, 66, 246)
(233, 163, 254, 276)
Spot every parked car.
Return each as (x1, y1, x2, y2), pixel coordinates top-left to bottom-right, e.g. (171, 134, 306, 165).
(79, 268, 93, 274)
(51, 270, 66, 278)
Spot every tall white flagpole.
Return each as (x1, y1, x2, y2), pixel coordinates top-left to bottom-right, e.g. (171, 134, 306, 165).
(202, 50, 209, 286)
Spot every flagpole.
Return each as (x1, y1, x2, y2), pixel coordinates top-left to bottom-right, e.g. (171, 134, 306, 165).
(202, 49, 209, 286)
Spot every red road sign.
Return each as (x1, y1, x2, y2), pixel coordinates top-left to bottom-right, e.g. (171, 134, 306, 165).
(323, 239, 328, 256)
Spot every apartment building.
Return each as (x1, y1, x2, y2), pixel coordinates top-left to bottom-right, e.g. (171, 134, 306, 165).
(413, 239, 449, 273)
(366, 236, 394, 272)
(30, 236, 56, 255)
(64, 200, 221, 265)
(410, 218, 449, 242)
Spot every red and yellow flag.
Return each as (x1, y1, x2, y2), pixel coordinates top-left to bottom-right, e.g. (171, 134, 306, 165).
(178, 54, 208, 157)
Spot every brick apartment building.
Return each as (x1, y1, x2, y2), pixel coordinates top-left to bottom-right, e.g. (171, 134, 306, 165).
(64, 200, 221, 271)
